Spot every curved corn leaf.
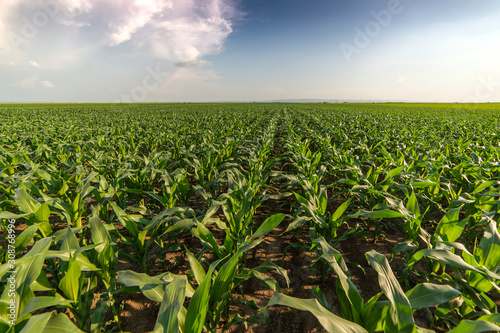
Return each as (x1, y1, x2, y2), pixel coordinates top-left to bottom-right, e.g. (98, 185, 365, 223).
(14, 188, 40, 215)
(331, 197, 352, 222)
(19, 312, 85, 333)
(184, 260, 221, 333)
(13, 225, 39, 252)
(251, 213, 286, 240)
(410, 249, 482, 273)
(18, 312, 52, 333)
(366, 250, 415, 333)
(349, 209, 405, 219)
(434, 207, 465, 242)
(58, 260, 81, 302)
(117, 271, 171, 302)
(406, 283, 461, 309)
(267, 294, 368, 333)
(154, 275, 186, 333)
(45, 250, 99, 271)
(447, 319, 500, 333)
(19, 297, 74, 320)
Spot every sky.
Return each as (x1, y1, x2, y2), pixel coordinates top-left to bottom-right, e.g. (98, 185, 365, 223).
(0, 0, 499, 103)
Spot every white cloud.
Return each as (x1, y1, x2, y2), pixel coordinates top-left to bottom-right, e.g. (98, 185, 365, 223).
(40, 80, 54, 88)
(174, 59, 208, 68)
(11, 76, 54, 88)
(28, 60, 40, 68)
(0, 0, 240, 65)
(11, 76, 38, 89)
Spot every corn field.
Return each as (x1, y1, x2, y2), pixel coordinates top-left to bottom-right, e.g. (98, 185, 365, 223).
(0, 103, 499, 333)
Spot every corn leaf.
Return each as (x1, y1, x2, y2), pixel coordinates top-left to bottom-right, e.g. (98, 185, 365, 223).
(58, 261, 81, 302)
(18, 312, 52, 333)
(42, 313, 86, 333)
(154, 275, 186, 333)
(19, 297, 74, 320)
(447, 319, 500, 333)
(349, 209, 405, 219)
(14, 188, 40, 215)
(251, 213, 285, 240)
(405, 283, 461, 309)
(366, 250, 415, 333)
(184, 260, 221, 333)
(435, 207, 465, 242)
(267, 294, 368, 333)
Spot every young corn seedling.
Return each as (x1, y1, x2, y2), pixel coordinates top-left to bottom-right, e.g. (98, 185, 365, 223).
(27, 171, 98, 230)
(146, 168, 193, 209)
(308, 237, 463, 332)
(45, 226, 102, 330)
(0, 237, 86, 332)
(111, 201, 196, 272)
(217, 169, 269, 250)
(119, 215, 288, 333)
(408, 214, 500, 325)
(290, 178, 352, 245)
(7, 188, 52, 238)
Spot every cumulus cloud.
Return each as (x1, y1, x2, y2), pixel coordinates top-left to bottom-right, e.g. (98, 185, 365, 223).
(0, 0, 240, 64)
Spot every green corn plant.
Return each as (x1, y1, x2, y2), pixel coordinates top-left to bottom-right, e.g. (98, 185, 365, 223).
(87, 212, 122, 331)
(0, 237, 85, 332)
(111, 202, 196, 272)
(401, 190, 430, 244)
(111, 202, 155, 272)
(408, 214, 500, 324)
(1, 188, 52, 238)
(125, 154, 165, 192)
(10, 311, 85, 333)
(288, 139, 323, 181)
(290, 182, 352, 244)
(189, 214, 289, 331)
(313, 237, 463, 332)
(146, 168, 193, 209)
(349, 198, 407, 241)
(217, 169, 271, 248)
(0, 223, 39, 264)
(44, 227, 102, 330)
(0, 152, 24, 177)
(339, 163, 407, 208)
(267, 293, 369, 333)
(27, 171, 98, 229)
(90, 175, 116, 221)
(183, 144, 228, 189)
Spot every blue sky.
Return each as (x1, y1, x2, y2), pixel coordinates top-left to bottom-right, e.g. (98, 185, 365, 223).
(1, 0, 499, 102)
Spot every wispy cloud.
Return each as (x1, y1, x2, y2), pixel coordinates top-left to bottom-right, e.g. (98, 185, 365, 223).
(28, 60, 40, 68)
(11, 76, 38, 89)
(11, 76, 54, 88)
(174, 59, 208, 68)
(40, 80, 54, 88)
